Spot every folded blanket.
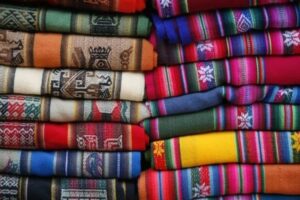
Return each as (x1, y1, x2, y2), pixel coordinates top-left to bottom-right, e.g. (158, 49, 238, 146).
(143, 103, 300, 140)
(0, 174, 138, 200)
(154, 29, 300, 65)
(0, 95, 150, 123)
(0, 122, 149, 151)
(147, 86, 300, 117)
(153, 3, 300, 45)
(153, 0, 296, 18)
(6, 0, 145, 13)
(150, 131, 300, 170)
(0, 65, 145, 101)
(139, 165, 300, 199)
(0, 4, 151, 37)
(146, 56, 300, 100)
(0, 29, 157, 71)
(188, 195, 300, 200)
(0, 150, 141, 179)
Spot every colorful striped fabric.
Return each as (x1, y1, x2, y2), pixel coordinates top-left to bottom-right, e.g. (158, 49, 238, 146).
(145, 56, 300, 100)
(0, 65, 145, 101)
(138, 165, 300, 199)
(6, 0, 146, 13)
(153, 0, 297, 18)
(147, 86, 300, 117)
(153, 29, 300, 65)
(153, 3, 300, 45)
(0, 174, 138, 200)
(0, 29, 157, 71)
(0, 95, 150, 123)
(143, 103, 300, 140)
(0, 150, 141, 179)
(150, 131, 300, 170)
(197, 195, 300, 200)
(0, 122, 149, 151)
(0, 4, 151, 37)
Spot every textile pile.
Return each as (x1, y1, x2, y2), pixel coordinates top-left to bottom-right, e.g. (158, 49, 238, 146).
(0, 0, 300, 199)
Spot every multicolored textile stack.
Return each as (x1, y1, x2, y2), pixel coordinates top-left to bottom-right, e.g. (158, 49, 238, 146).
(139, 1, 300, 200)
(0, 1, 153, 199)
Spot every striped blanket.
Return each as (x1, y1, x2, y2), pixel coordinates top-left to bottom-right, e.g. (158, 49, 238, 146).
(147, 86, 300, 117)
(0, 150, 141, 179)
(0, 4, 151, 37)
(145, 56, 300, 100)
(0, 122, 149, 151)
(0, 29, 157, 71)
(139, 164, 300, 199)
(143, 103, 300, 140)
(150, 131, 300, 170)
(153, 3, 300, 45)
(0, 95, 150, 123)
(0, 65, 145, 101)
(0, 174, 138, 200)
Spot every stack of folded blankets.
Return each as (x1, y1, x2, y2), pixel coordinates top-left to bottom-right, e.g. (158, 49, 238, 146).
(1, 0, 300, 200)
(139, 0, 300, 200)
(0, 0, 156, 199)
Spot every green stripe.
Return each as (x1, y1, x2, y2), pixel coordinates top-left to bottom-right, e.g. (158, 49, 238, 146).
(45, 9, 72, 32)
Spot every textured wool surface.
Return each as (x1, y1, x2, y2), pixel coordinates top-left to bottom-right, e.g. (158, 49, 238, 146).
(153, 29, 300, 65)
(147, 86, 300, 117)
(5, 0, 145, 13)
(138, 164, 300, 199)
(0, 150, 141, 179)
(0, 174, 138, 200)
(153, 0, 297, 18)
(145, 56, 300, 100)
(0, 95, 150, 123)
(143, 103, 300, 140)
(0, 4, 151, 37)
(0, 122, 149, 151)
(153, 3, 300, 45)
(0, 65, 145, 101)
(0, 29, 157, 71)
(150, 131, 300, 170)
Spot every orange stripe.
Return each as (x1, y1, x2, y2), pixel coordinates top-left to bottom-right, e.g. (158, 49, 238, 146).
(34, 34, 62, 68)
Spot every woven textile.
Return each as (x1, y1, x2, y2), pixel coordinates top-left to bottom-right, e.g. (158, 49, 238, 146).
(143, 103, 300, 140)
(0, 122, 149, 151)
(138, 164, 300, 199)
(200, 195, 300, 200)
(0, 95, 150, 123)
(151, 131, 300, 170)
(0, 174, 138, 200)
(6, 0, 145, 13)
(153, 0, 297, 18)
(154, 29, 300, 65)
(147, 86, 300, 117)
(145, 56, 300, 100)
(153, 3, 300, 45)
(0, 4, 151, 37)
(0, 65, 145, 101)
(0, 29, 157, 71)
(0, 150, 141, 179)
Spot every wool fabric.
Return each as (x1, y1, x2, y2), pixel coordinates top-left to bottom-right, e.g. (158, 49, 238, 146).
(0, 95, 150, 123)
(0, 65, 145, 101)
(153, 3, 300, 45)
(0, 122, 149, 151)
(147, 86, 300, 117)
(0, 174, 138, 200)
(0, 4, 151, 37)
(143, 103, 300, 140)
(138, 164, 300, 199)
(146, 56, 300, 100)
(154, 29, 300, 65)
(6, 0, 145, 13)
(0, 29, 157, 71)
(153, 0, 297, 18)
(0, 150, 141, 179)
(191, 195, 300, 200)
(151, 131, 300, 170)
